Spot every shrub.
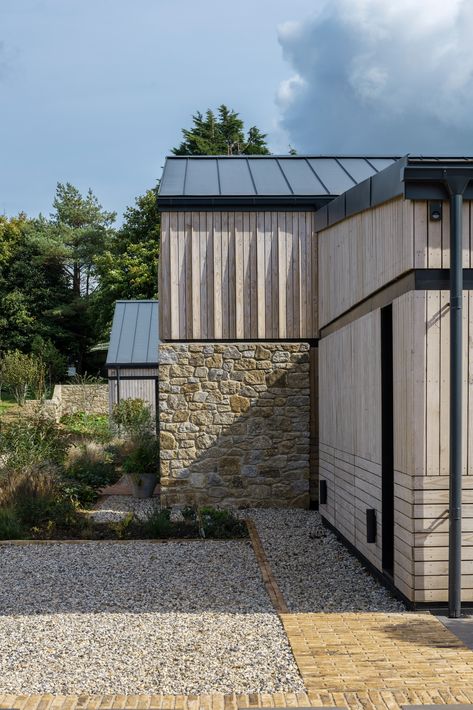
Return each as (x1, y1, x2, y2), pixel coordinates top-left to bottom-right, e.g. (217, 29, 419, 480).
(122, 435, 160, 478)
(0, 507, 24, 540)
(0, 462, 78, 532)
(61, 412, 111, 442)
(199, 506, 247, 539)
(111, 398, 154, 439)
(0, 414, 68, 469)
(0, 350, 46, 405)
(141, 508, 175, 538)
(64, 442, 119, 506)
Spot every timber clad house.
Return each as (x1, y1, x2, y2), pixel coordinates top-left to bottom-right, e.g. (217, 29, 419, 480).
(157, 154, 473, 605)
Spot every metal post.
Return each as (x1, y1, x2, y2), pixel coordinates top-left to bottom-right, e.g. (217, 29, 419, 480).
(448, 190, 463, 618)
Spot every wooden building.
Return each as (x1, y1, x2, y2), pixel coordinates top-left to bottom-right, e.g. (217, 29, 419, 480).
(106, 300, 159, 421)
(158, 155, 473, 604)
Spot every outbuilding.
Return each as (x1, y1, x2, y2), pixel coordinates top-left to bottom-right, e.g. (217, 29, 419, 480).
(106, 300, 159, 421)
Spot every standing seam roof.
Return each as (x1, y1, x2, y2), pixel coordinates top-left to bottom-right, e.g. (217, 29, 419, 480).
(158, 156, 400, 200)
(106, 300, 159, 366)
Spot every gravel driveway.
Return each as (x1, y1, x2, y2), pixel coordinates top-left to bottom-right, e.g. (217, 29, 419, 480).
(249, 509, 405, 613)
(0, 540, 304, 695)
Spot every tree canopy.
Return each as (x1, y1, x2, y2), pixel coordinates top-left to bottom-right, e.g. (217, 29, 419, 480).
(172, 104, 270, 155)
(2, 104, 271, 383)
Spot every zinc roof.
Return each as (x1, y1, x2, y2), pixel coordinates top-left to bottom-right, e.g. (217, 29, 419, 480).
(105, 300, 159, 367)
(158, 155, 399, 206)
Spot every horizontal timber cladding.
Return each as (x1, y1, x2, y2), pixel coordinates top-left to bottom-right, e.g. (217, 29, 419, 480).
(318, 310, 391, 580)
(159, 210, 317, 340)
(392, 290, 473, 602)
(317, 197, 473, 329)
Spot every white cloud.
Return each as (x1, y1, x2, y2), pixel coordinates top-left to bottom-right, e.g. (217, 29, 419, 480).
(276, 0, 473, 153)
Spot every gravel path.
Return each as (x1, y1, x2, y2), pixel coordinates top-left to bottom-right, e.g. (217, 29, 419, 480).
(249, 509, 405, 613)
(0, 540, 303, 695)
(91, 495, 160, 522)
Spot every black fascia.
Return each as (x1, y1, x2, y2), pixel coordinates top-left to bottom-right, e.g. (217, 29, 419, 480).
(157, 195, 331, 210)
(106, 362, 159, 369)
(402, 164, 473, 200)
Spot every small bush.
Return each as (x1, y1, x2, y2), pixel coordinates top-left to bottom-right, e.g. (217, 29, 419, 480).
(122, 436, 160, 478)
(0, 350, 46, 405)
(0, 415, 68, 469)
(61, 412, 111, 442)
(0, 462, 79, 532)
(111, 398, 154, 439)
(64, 442, 119, 506)
(141, 508, 177, 538)
(0, 507, 24, 539)
(199, 506, 247, 539)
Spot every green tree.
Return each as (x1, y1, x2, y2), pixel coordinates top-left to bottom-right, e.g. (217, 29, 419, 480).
(0, 350, 45, 405)
(93, 189, 160, 332)
(51, 183, 116, 297)
(172, 104, 270, 155)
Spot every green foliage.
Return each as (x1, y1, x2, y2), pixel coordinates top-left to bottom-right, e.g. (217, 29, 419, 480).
(61, 412, 111, 442)
(122, 435, 160, 477)
(173, 105, 270, 156)
(199, 506, 247, 539)
(111, 398, 154, 439)
(0, 461, 79, 533)
(0, 414, 68, 468)
(64, 442, 119, 506)
(0, 507, 24, 540)
(93, 190, 160, 330)
(51, 182, 116, 298)
(0, 350, 46, 405)
(141, 508, 176, 538)
(31, 336, 67, 390)
(110, 512, 135, 539)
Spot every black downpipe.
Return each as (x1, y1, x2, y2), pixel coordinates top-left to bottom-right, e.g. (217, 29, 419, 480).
(448, 187, 464, 619)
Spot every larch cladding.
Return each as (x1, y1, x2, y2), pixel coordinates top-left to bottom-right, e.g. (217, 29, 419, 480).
(159, 342, 310, 508)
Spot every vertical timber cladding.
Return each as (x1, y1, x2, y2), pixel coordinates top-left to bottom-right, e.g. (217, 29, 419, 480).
(393, 290, 473, 604)
(318, 310, 385, 574)
(159, 211, 318, 340)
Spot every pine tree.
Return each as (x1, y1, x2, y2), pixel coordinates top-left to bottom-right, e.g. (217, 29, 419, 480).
(172, 105, 270, 155)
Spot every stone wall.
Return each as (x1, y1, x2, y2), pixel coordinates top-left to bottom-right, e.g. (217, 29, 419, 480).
(58, 384, 109, 416)
(22, 384, 109, 420)
(159, 342, 310, 508)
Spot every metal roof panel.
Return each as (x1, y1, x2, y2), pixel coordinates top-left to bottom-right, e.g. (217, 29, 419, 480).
(218, 158, 255, 195)
(185, 158, 220, 195)
(338, 158, 378, 184)
(159, 159, 187, 196)
(307, 158, 356, 194)
(106, 300, 159, 366)
(247, 158, 292, 195)
(277, 158, 328, 195)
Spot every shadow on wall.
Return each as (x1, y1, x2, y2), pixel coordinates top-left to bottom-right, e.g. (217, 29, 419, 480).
(159, 343, 311, 509)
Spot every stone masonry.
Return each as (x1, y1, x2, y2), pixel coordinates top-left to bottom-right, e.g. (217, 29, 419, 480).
(159, 342, 310, 508)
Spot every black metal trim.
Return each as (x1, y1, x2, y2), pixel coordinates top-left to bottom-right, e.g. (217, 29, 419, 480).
(108, 375, 159, 381)
(106, 363, 159, 369)
(157, 196, 329, 210)
(319, 269, 473, 339)
(416, 268, 473, 289)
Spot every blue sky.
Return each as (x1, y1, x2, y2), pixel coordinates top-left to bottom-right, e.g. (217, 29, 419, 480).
(0, 0, 313, 221)
(2, 0, 473, 222)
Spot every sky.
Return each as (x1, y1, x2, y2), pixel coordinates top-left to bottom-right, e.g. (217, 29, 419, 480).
(1, 0, 473, 222)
